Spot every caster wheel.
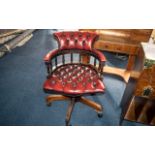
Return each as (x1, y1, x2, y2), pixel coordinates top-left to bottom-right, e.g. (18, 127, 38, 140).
(65, 120, 72, 126)
(66, 123, 72, 126)
(97, 112, 103, 118)
(46, 102, 52, 107)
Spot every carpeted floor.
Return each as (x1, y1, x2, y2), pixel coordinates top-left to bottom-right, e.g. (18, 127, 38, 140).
(0, 29, 145, 126)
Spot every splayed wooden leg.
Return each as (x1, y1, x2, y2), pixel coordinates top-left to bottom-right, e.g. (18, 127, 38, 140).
(65, 98, 76, 126)
(46, 95, 69, 106)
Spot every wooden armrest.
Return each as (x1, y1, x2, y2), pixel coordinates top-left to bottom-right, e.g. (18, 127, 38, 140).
(92, 49, 106, 62)
(44, 49, 59, 62)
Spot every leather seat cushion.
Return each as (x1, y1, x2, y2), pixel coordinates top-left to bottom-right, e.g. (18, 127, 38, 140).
(43, 64, 105, 95)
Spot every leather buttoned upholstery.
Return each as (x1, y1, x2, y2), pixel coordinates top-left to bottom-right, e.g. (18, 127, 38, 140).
(54, 31, 97, 50)
(44, 64, 105, 95)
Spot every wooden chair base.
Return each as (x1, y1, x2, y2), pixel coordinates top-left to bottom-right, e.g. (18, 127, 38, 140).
(46, 95, 103, 126)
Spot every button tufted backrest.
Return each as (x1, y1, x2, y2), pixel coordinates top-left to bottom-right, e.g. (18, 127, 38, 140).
(54, 31, 98, 51)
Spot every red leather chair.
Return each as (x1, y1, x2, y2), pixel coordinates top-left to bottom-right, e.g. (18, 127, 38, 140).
(43, 31, 106, 125)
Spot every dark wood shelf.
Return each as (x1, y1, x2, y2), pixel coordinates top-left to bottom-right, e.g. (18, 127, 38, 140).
(125, 96, 155, 125)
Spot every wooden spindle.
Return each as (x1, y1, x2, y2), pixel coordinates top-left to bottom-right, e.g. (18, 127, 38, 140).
(94, 58, 97, 67)
(79, 53, 81, 63)
(49, 63, 52, 73)
(71, 53, 73, 63)
(55, 57, 57, 67)
(45, 62, 52, 76)
(62, 54, 65, 64)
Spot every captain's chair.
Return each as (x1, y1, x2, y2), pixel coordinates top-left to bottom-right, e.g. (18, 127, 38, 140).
(43, 31, 106, 125)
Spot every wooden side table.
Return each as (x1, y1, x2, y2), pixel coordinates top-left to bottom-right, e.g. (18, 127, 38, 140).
(80, 29, 152, 83)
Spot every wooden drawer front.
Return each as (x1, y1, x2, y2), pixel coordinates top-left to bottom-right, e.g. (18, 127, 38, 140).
(101, 42, 113, 50)
(94, 41, 114, 51)
(94, 40, 138, 55)
(114, 44, 124, 51)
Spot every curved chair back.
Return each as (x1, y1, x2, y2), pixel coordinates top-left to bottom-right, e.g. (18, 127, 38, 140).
(54, 31, 98, 51)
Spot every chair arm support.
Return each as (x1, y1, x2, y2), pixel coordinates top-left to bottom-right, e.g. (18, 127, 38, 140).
(92, 49, 106, 62)
(44, 49, 59, 62)
(91, 50, 106, 80)
(44, 49, 59, 76)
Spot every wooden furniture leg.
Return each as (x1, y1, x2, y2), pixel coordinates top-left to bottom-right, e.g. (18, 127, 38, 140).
(80, 97, 103, 112)
(46, 95, 70, 106)
(80, 97, 103, 117)
(126, 55, 136, 71)
(46, 95, 103, 125)
(65, 98, 76, 126)
(103, 66, 131, 83)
